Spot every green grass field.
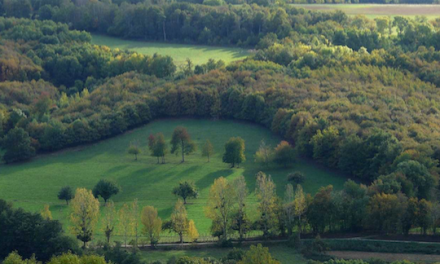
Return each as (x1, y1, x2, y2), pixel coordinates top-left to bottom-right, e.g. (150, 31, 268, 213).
(292, 4, 440, 20)
(0, 119, 346, 239)
(91, 34, 250, 66)
(140, 244, 306, 264)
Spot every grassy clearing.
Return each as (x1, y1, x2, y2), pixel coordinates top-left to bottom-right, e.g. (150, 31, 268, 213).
(0, 119, 346, 237)
(140, 244, 307, 264)
(91, 34, 250, 66)
(292, 4, 440, 20)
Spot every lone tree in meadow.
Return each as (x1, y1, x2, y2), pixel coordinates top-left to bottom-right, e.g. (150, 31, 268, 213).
(172, 181, 199, 204)
(170, 126, 196, 163)
(202, 139, 214, 162)
(148, 133, 168, 164)
(222, 137, 246, 168)
(58, 186, 74, 205)
(128, 141, 142, 161)
(92, 179, 120, 204)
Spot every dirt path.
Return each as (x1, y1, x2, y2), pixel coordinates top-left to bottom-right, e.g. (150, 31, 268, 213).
(329, 251, 440, 263)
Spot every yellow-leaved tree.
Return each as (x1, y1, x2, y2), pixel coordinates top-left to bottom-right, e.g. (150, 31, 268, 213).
(171, 199, 188, 243)
(102, 200, 116, 243)
(205, 177, 236, 241)
(41, 204, 53, 220)
(293, 184, 307, 237)
(187, 219, 199, 242)
(237, 244, 280, 264)
(141, 206, 162, 246)
(256, 172, 278, 238)
(118, 203, 134, 247)
(70, 188, 100, 248)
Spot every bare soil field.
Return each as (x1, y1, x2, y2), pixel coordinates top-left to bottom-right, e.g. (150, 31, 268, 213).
(330, 251, 440, 263)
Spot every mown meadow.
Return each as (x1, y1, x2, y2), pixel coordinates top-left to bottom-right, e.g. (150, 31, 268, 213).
(0, 119, 346, 238)
(91, 34, 250, 66)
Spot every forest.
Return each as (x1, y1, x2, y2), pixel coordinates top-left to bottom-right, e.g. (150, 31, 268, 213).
(2, 0, 440, 262)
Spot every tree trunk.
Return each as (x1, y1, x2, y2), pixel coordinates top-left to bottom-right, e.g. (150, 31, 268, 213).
(179, 232, 183, 243)
(208, 155, 210, 162)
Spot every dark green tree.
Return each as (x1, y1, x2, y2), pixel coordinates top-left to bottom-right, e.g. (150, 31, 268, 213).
(222, 137, 246, 168)
(3, 128, 35, 163)
(172, 181, 198, 204)
(58, 186, 74, 205)
(92, 180, 120, 204)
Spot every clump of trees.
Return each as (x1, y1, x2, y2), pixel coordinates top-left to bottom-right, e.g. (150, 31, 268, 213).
(255, 140, 295, 167)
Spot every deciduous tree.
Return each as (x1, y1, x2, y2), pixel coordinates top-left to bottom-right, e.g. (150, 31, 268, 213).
(102, 200, 116, 244)
(170, 126, 196, 162)
(3, 128, 35, 163)
(187, 220, 199, 242)
(149, 133, 168, 164)
(254, 140, 273, 166)
(92, 179, 120, 204)
(70, 188, 100, 248)
(237, 244, 280, 264)
(233, 175, 248, 240)
(205, 177, 236, 241)
(293, 185, 307, 237)
(255, 172, 278, 237)
(171, 199, 188, 243)
(273, 141, 295, 167)
(58, 186, 73, 205)
(222, 137, 246, 168)
(172, 181, 198, 204)
(141, 206, 162, 246)
(41, 204, 52, 220)
(128, 141, 141, 161)
(118, 203, 133, 247)
(202, 139, 214, 162)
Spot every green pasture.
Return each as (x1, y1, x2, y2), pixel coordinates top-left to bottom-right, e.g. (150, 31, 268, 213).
(292, 4, 440, 20)
(0, 119, 346, 238)
(140, 244, 307, 264)
(91, 34, 250, 66)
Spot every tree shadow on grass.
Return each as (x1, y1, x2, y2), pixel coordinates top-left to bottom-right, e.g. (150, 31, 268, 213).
(195, 169, 235, 192)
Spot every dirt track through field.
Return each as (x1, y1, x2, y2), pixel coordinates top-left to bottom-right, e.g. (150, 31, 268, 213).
(330, 251, 440, 263)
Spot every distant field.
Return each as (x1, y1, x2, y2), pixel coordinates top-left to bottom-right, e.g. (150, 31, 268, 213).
(292, 4, 440, 19)
(0, 119, 346, 238)
(91, 34, 250, 66)
(140, 244, 307, 264)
